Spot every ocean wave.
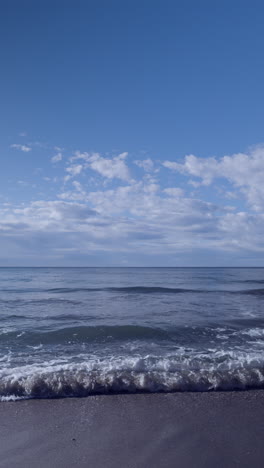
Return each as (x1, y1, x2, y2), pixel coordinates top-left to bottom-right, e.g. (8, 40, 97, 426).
(1, 323, 264, 346)
(0, 286, 222, 294)
(1, 353, 264, 399)
(1, 286, 195, 294)
(4, 285, 264, 296)
(0, 325, 170, 345)
(241, 289, 264, 296)
(47, 286, 201, 294)
(235, 280, 264, 284)
(0, 298, 82, 306)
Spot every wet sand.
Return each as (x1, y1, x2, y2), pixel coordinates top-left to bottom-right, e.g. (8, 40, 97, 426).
(0, 391, 264, 468)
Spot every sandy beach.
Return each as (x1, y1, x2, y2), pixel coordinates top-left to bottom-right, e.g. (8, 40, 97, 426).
(0, 391, 264, 468)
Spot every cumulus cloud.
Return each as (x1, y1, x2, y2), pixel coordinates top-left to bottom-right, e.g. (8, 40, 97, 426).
(163, 146, 264, 211)
(0, 192, 225, 255)
(1, 180, 264, 264)
(10, 144, 31, 152)
(64, 164, 84, 182)
(134, 158, 154, 172)
(51, 152, 63, 163)
(69, 151, 131, 181)
(59, 179, 224, 227)
(87, 152, 130, 181)
(4, 141, 264, 264)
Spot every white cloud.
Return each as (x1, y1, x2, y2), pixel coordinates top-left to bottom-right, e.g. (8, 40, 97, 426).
(1, 181, 264, 263)
(10, 144, 31, 152)
(69, 151, 131, 181)
(51, 152, 63, 163)
(72, 181, 83, 191)
(64, 164, 84, 182)
(143, 183, 159, 193)
(69, 151, 90, 162)
(0, 192, 223, 252)
(163, 187, 184, 197)
(134, 158, 154, 172)
(163, 146, 264, 210)
(5, 201, 97, 230)
(88, 152, 130, 181)
(4, 141, 264, 264)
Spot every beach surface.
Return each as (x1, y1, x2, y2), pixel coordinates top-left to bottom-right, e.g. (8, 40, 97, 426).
(0, 391, 264, 468)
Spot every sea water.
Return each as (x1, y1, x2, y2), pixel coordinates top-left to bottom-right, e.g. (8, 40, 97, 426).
(1, 267, 264, 399)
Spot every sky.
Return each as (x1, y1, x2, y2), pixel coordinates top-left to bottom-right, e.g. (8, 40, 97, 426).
(1, 0, 264, 266)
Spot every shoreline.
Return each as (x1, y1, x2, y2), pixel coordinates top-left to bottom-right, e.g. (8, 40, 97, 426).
(1, 391, 264, 467)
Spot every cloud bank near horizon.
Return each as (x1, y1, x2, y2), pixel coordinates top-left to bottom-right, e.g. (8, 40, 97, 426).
(1, 141, 264, 266)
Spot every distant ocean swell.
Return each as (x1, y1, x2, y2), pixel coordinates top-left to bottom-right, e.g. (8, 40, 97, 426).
(2, 352, 264, 400)
(3, 286, 264, 295)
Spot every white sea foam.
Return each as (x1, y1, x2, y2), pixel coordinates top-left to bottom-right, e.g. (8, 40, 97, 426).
(0, 395, 24, 402)
(1, 351, 264, 400)
(242, 328, 264, 338)
(27, 344, 43, 350)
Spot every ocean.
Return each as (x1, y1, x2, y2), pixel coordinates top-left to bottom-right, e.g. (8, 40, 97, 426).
(1, 267, 264, 400)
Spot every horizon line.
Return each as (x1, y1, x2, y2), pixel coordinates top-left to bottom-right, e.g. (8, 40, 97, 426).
(0, 266, 264, 269)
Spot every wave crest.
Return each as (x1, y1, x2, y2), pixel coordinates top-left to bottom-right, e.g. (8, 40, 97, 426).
(1, 354, 264, 400)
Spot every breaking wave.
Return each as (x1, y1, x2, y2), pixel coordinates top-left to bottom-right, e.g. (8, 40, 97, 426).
(1, 351, 264, 400)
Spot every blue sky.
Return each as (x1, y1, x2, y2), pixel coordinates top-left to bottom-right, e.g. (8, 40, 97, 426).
(1, 0, 264, 266)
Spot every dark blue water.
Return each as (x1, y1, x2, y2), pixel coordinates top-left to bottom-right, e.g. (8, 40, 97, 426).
(1, 267, 264, 399)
